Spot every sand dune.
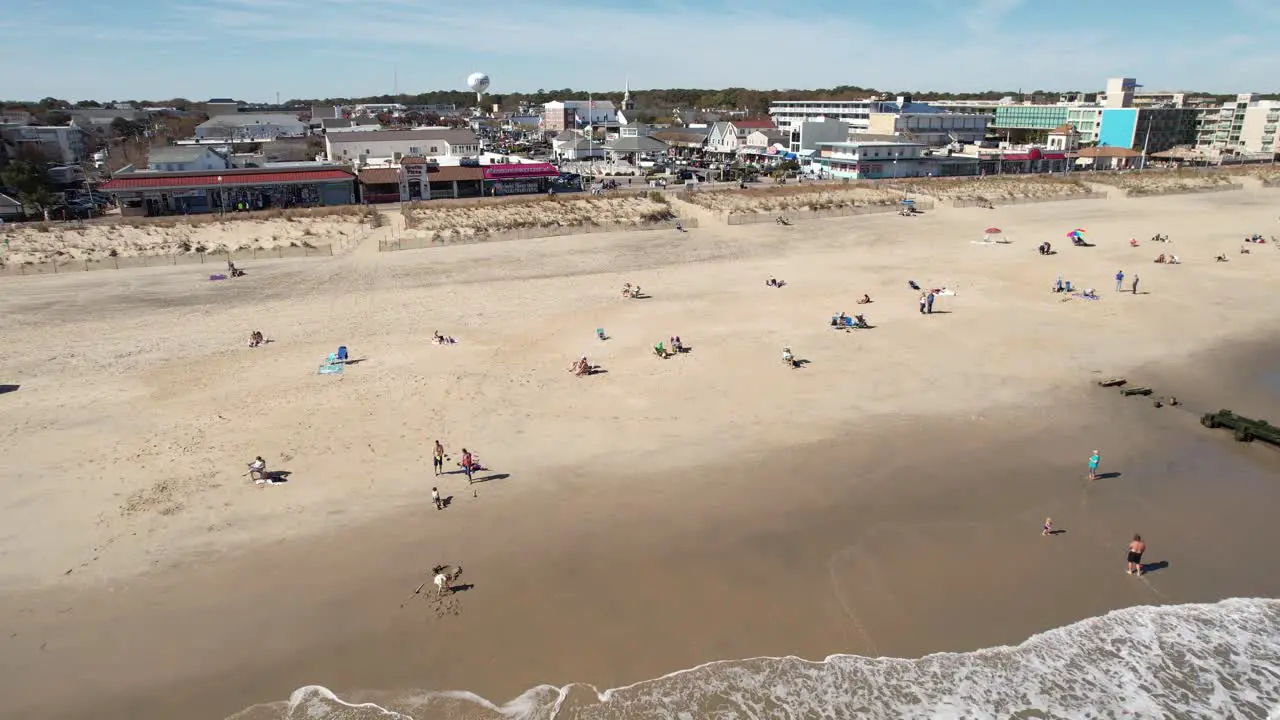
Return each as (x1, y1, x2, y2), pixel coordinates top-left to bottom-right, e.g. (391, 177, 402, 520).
(0, 206, 379, 266)
(399, 194, 676, 243)
(681, 184, 901, 215)
(1085, 169, 1241, 195)
(890, 175, 1091, 203)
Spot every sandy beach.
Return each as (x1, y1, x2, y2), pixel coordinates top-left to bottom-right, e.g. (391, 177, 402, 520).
(1, 184, 1279, 719)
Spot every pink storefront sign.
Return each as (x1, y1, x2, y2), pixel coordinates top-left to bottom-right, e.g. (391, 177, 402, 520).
(481, 163, 559, 180)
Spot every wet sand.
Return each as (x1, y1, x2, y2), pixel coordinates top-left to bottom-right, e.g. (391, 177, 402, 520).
(2, 189, 1279, 718)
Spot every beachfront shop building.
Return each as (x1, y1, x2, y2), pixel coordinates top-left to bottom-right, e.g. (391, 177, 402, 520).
(483, 162, 562, 196)
(806, 141, 939, 179)
(356, 161, 561, 202)
(99, 166, 357, 216)
(358, 161, 485, 202)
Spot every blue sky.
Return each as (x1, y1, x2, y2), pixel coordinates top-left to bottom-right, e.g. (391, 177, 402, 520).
(1, 0, 1276, 102)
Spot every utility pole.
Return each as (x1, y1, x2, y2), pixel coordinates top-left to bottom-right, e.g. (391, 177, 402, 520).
(1140, 116, 1153, 170)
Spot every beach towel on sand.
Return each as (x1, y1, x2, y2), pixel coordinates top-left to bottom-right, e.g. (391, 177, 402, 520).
(318, 363, 344, 375)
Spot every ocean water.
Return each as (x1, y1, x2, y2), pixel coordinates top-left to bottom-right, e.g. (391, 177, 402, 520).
(228, 598, 1280, 720)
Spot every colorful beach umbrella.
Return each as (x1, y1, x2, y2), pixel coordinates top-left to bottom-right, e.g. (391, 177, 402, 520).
(1067, 228, 1086, 239)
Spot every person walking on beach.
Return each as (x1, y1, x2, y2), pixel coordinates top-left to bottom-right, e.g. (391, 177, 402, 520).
(1043, 517, 1054, 536)
(433, 440, 445, 477)
(919, 293, 927, 314)
(1131, 275, 1140, 294)
(926, 290, 935, 314)
(1088, 449, 1101, 480)
(460, 448, 475, 484)
(432, 487, 443, 510)
(1114, 270, 1125, 293)
(1127, 534, 1146, 575)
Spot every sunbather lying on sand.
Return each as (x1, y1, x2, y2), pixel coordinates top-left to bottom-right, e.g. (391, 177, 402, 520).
(433, 331, 456, 345)
(570, 356, 592, 375)
(857, 294, 872, 304)
(248, 330, 265, 347)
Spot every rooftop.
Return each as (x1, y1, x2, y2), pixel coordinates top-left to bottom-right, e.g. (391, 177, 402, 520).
(732, 118, 776, 129)
(604, 136, 668, 153)
(1074, 146, 1141, 158)
(99, 166, 356, 192)
(818, 140, 925, 149)
(358, 168, 401, 185)
(197, 113, 304, 128)
(326, 128, 479, 145)
(146, 145, 225, 165)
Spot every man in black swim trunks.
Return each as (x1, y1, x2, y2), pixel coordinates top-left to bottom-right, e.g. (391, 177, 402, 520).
(433, 440, 445, 477)
(1127, 534, 1146, 576)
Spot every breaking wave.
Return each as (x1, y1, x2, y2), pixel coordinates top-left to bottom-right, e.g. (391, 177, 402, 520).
(228, 597, 1280, 719)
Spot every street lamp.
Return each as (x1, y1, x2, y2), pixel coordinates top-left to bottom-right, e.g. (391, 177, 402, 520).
(217, 176, 224, 216)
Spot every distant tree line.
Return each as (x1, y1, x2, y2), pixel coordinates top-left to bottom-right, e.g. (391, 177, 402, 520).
(8, 87, 1277, 121)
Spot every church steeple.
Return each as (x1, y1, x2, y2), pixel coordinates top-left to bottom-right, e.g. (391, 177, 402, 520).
(623, 76, 634, 111)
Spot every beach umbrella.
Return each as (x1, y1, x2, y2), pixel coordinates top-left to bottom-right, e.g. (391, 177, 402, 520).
(900, 198, 915, 205)
(985, 227, 1002, 234)
(1067, 229, 1085, 240)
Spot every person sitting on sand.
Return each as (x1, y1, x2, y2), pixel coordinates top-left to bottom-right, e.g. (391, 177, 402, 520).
(248, 331, 262, 348)
(857, 294, 872, 304)
(1130, 238, 1139, 247)
(1216, 254, 1228, 262)
(782, 346, 798, 368)
(671, 336, 684, 353)
(1168, 255, 1179, 264)
(1082, 288, 1098, 299)
(247, 455, 267, 484)
(621, 283, 633, 298)
(654, 341, 671, 359)
(1154, 253, 1166, 264)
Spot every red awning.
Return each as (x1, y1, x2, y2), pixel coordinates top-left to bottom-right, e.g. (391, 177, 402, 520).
(481, 163, 559, 180)
(100, 170, 355, 191)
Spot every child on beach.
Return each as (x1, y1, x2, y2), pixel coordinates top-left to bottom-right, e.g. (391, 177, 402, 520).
(1088, 450, 1101, 480)
(432, 487, 442, 510)
(1043, 518, 1053, 536)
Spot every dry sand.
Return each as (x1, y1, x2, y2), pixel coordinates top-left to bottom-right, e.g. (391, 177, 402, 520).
(1, 185, 1279, 719)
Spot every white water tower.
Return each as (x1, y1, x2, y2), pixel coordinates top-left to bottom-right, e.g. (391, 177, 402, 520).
(467, 72, 491, 110)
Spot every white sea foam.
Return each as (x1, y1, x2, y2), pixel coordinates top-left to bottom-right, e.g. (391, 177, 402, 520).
(229, 598, 1280, 719)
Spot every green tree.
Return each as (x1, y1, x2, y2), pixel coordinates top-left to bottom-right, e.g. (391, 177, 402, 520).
(110, 116, 145, 138)
(0, 160, 54, 216)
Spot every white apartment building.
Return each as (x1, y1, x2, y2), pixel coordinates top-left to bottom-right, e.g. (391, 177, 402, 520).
(0, 125, 87, 163)
(784, 118, 850, 155)
(146, 145, 231, 172)
(805, 140, 930, 180)
(771, 97, 989, 147)
(1237, 100, 1280, 155)
(195, 113, 308, 140)
(770, 99, 894, 135)
(325, 128, 481, 164)
(1197, 94, 1280, 153)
